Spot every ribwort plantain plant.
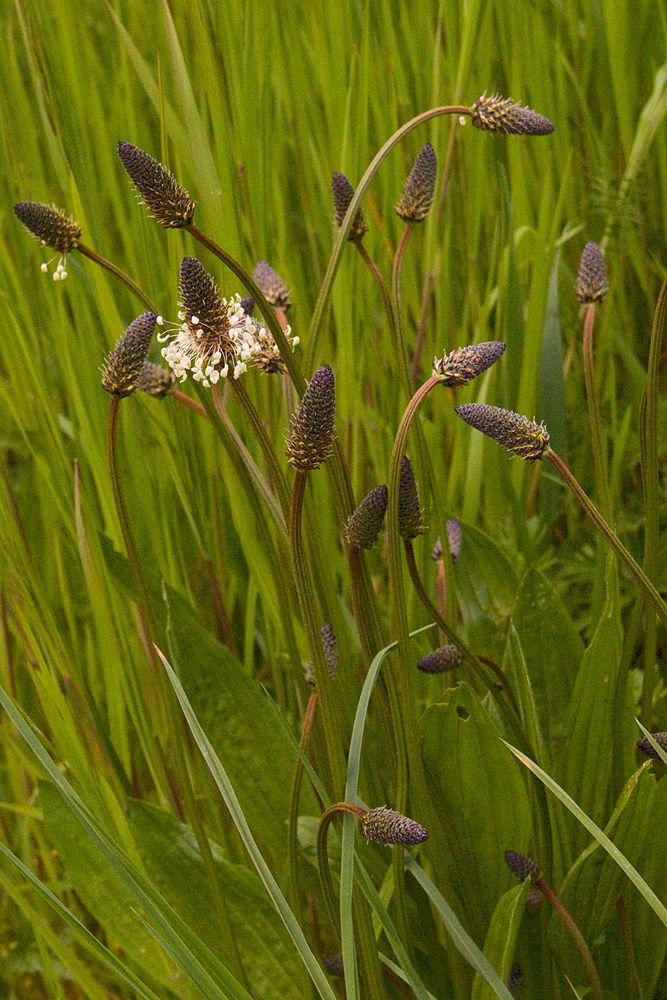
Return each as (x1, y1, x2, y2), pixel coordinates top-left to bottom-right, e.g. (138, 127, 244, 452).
(8, 12, 667, 999)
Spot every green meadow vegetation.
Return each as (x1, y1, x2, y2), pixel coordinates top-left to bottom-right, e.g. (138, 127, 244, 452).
(3, 0, 667, 997)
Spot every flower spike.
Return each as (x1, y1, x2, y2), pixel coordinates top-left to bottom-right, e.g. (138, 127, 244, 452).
(331, 172, 368, 241)
(345, 485, 389, 549)
(118, 142, 196, 229)
(417, 646, 463, 674)
(433, 341, 505, 385)
(14, 201, 81, 255)
(396, 143, 437, 223)
(362, 806, 428, 845)
(637, 732, 667, 760)
(471, 94, 554, 136)
(137, 362, 176, 399)
(504, 850, 540, 882)
(253, 260, 291, 310)
(102, 312, 157, 398)
(286, 365, 336, 470)
(456, 404, 551, 462)
(398, 456, 425, 540)
(577, 241, 608, 304)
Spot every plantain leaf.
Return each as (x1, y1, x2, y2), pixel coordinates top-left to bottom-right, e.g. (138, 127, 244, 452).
(419, 682, 531, 943)
(126, 800, 303, 1000)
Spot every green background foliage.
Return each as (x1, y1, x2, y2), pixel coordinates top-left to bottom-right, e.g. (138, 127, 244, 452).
(1, 0, 667, 997)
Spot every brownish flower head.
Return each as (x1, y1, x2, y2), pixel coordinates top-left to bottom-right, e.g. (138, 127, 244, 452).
(455, 404, 550, 462)
(332, 172, 368, 241)
(345, 485, 388, 549)
(637, 732, 667, 760)
(361, 806, 428, 846)
(396, 143, 437, 223)
(504, 850, 540, 882)
(433, 342, 505, 385)
(471, 94, 554, 136)
(253, 260, 291, 310)
(446, 517, 462, 561)
(239, 296, 254, 316)
(118, 142, 196, 229)
(102, 312, 157, 397)
(417, 645, 463, 674)
(14, 201, 81, 255)
(508, 964, 524, 999)
(399, 456, 425, 540)
(577, 241, 608, 304)
(137, 362, 176, 399)
(286, 365, 336, 470)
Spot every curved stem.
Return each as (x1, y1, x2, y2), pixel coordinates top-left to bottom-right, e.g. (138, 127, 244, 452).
(316, 803, 366, 936)
(536, 878, 603, 1000)
(171, 388, 208, 419)
(545, 450, 667, 630)
(306, 105, 472, 369)
(77, 243, 158, 312)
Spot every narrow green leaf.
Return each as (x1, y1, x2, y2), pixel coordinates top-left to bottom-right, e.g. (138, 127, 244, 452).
(471, 881, 530, 1000)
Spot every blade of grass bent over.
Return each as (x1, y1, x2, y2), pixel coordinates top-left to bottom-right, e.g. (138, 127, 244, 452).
(158, 648, 338, 1000)
(504, 742, 667, 928)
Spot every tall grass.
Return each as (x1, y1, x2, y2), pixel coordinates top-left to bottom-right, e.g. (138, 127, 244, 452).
(1, 0, 667, 997)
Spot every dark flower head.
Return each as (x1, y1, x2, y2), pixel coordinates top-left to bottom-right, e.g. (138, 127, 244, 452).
(433, 342, 505, 385)
(14, 201, 81, 255)
(323, 955, 344, 977)
(332, 172, 368, 241)
(471, 94, 554, 136)
(345, 485, 388, 549)
(160, 257, 261, 385)
(399, 456, 425, 540)
(362, 806, 428, 845)
(433, 519, 461, 563)
(286, 365, 336, 470)
(251, 324, 299, 375)
(239, 296, 254, 316)
(118, 142, 196, 228)
(102, 312, 157, 397)
(396, 143, 437, 223)
(455, 404, 551, 462)
(577, 242, 608, 304)
(637, 732, 667, 760)
(417, 646, 463, 674)
(304, 622, 338, 685)
(253, 260, 291, 310)
(137, 362, 176, 399)
(508, 964, 524, 999)
(504, 850, 540, 882)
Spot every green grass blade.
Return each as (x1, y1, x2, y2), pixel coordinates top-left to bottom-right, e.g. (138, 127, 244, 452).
(158, 649, 338, 1000)
(504, 741, 667, 929)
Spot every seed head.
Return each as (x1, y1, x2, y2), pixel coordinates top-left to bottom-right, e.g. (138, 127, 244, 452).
(345, 485, 388, 549)
(455, 404, 550, 462)
(137, 362, 176, 399)
(433, 341, 505, 385)
(322, 956, 344, 977)
(14, 201, 81, 255)
(471, 94, 554, 136)
(118, 142, 196, 229)
(432, 517, 462, 563)
(286, 365, 336, 470)
(304, 622, 338, 685)
(396, 143, 437, 223)
(102, 312, 157, 397)
(637, 732, 667, 760)
(417, 646, 463, 674)
(253, 260, 291, 310)
(239, 296, 254, 315)
(399, 456, 425, 540)
(504, 850, 540, 882)
(361, 806, 428, 846)
(577, 242, 608, 304)
(331, 172, 368, 241)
